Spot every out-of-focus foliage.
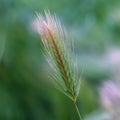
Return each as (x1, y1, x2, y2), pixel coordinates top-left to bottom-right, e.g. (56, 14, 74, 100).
(0, 0, 120, 120)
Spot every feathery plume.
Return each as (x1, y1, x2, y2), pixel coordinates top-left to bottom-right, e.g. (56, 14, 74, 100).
(35, 11, 80, 102)
(34, 10, 82, 120)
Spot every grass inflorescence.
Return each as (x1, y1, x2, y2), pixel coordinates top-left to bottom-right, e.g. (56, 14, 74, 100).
(35, 10, 82, 120)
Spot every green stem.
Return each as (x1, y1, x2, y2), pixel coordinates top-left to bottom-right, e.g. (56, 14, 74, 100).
(74, 102, 83, 120)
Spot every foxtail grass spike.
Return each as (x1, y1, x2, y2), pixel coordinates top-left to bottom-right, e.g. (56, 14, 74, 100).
(35, 10, 83, 119)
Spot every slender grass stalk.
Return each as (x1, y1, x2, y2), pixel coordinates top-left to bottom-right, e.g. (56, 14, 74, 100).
(35, 10, 83, 119)
(74, 102, 83, 120)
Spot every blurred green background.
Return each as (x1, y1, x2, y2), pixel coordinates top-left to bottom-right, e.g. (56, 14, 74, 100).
(0, 0, 120, 120)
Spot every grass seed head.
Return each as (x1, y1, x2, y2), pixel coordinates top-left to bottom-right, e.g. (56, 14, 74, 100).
(35, 10, 81, 102)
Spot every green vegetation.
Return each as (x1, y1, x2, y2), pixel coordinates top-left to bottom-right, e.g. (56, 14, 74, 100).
(0, 0, 120, 120)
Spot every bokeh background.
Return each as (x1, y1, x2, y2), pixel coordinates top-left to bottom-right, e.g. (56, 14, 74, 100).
(0, 0, 120, 120)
